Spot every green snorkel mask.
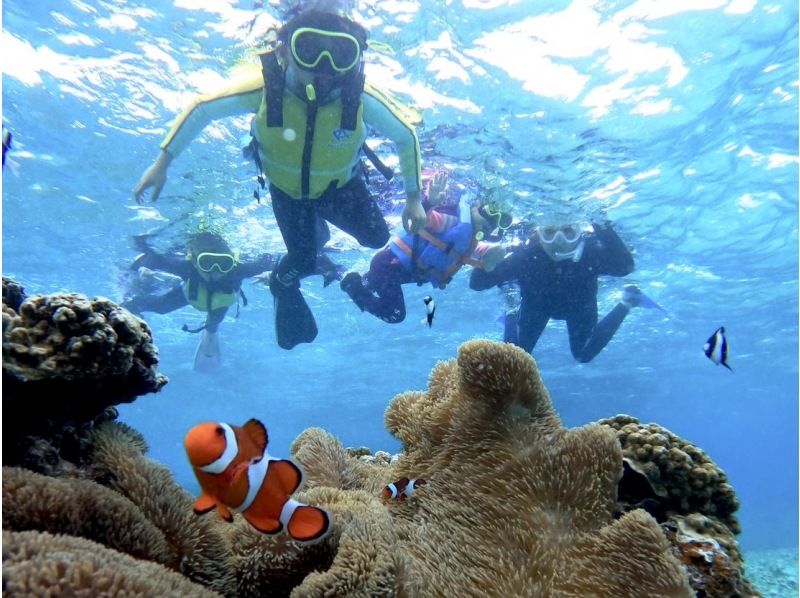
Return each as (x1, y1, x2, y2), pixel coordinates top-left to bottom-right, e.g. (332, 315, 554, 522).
(476, 200, 513, 241)
(289, 26, 362, 74)
(194, 251, 239, 274)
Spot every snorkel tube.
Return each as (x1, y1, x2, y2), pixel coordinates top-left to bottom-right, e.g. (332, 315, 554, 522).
(553, 237, 585, 262)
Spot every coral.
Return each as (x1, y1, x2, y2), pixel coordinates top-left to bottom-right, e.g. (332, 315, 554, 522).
(86, 421, 237, 594)
(3, 530, 221, 597)
(2, 279, 167, 471)
(663, 514, 760, 597)
(293, 340, 693, 597)
(228, 486, 405, 597)
(2, 276, 26, 313)
(2, 467, 173, 567)
(599, 414, 740, 532)
(4, 329, 757, 597)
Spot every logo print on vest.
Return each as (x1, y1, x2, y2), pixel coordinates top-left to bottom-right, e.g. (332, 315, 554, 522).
(329, 128, 355, 148)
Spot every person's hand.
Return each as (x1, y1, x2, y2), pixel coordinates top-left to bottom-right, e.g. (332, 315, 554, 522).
(481, 245, 506, 272)
(251, 271, 272, 286)
(402, 192, 426, 234)
(133, 150, 173, 203)
(427, 171, 449, 206)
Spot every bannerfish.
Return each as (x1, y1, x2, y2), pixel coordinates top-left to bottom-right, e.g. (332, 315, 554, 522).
(381, 477, 427, 502)
(184, 418, 331, 542)
(703, 326, 732, 371)
(423, 295, 435, 327)
(2, 124, 11, 167)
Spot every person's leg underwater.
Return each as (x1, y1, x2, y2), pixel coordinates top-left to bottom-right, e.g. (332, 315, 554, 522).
(567, 295, 631, 363)
(269, 185, 320, 350)
(341, 249, 409, 323)
(513, 301, 550, 354)
(317, 176, 390, 249)
(122, 285, 187, 316)
(193, 307, 226, 372)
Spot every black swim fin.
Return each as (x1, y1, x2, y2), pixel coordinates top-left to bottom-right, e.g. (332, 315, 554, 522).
(270, 275, 318, 350)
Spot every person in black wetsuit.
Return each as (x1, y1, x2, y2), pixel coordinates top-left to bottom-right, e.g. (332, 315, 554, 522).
(469, 221, 649, 363)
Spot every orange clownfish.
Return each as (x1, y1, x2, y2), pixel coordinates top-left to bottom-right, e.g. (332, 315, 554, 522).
(381, 477, 427, 502)
(184, 418, 330, 543)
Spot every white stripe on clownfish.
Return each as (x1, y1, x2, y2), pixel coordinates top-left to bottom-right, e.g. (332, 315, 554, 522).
(199, 422, 239, 474)
(280, 498, 303, 528)
(230, 452, 282, 514)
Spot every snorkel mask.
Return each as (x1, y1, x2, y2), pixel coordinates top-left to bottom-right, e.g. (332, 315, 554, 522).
(282, 12, 366, 78)
(476, 201, 513, 241)
(537, 223, 590, 262)
(290, 27, 362, 74)
(194, 251, 238, 274)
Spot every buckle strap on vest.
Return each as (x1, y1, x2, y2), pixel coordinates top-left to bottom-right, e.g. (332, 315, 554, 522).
(260, 51, 285, 127)
(394, 233, 483, 290)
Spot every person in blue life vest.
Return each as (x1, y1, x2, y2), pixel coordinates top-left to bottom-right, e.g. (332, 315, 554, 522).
(133, 10, 426, 350)
(122, 230, 343, 371)
(470, 220, 657, 363)
(340, 171, 511, 324)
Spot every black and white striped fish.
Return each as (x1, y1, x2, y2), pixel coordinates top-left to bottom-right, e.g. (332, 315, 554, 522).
(704, 326, 732, 371)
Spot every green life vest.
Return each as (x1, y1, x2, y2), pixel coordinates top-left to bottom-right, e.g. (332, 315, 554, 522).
(182, 278, 237, 312)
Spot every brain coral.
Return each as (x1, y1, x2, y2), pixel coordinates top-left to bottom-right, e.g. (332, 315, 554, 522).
(2, 279, 167, 471)
(292, 340, 693, 597)
(599, 414, 740, 533)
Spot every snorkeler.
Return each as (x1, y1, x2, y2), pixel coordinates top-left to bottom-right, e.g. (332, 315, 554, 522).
(470, 221, 657, 363)
(133, 9, 426, 351)
(340, 172, 509, 324)
(123, 230, 343, 371)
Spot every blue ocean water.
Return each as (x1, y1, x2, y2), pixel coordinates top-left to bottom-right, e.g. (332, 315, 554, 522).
(2, 0, 797, 561)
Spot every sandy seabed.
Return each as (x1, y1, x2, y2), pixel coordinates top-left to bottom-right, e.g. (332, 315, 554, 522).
(744, 547, 799, 598)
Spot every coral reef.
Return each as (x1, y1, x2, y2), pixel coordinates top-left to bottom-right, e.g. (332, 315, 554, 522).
(293, 340, 694, 597)
(3, 290, 758, 598)
(600, 414, 739, 531)
(662, 514, 759, 597)
(599, 414, 757, 597)
(2, 278, 167, 472)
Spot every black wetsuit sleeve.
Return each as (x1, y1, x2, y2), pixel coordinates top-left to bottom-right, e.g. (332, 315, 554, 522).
(469, 247, 522, 290)
(592, 223, 634, 276)
(235, 253, 280, 279)
(134, 252, 193, 277)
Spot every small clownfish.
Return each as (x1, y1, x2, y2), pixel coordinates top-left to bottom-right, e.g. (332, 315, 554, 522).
(423, 296, 435, 327)
(381, 477, 427, 502)
(184, 419, 330, 543)
(703, 326, 732, 372)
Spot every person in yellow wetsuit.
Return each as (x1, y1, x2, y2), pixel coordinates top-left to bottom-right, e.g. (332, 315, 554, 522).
(134, 10, 426, 350)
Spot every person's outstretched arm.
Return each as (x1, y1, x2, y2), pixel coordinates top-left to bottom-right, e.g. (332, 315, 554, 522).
(235, 252, 281, 280)
(130, 235, 193, 277)
(470, 246, 523, 290)
(591, 222, 634, 276)
(362, 87, 425, 234)
(134, 74, 264, 202)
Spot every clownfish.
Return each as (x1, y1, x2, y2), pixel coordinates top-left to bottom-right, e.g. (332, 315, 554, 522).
(381, 477, 427, 502)
(184, 418, 330, 543)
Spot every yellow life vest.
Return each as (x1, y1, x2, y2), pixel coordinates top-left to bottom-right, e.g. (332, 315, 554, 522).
(252, 90, 366, 200)
(182, 279, 237, 312)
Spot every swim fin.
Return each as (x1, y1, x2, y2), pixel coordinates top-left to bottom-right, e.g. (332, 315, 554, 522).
(194, 330, 222, 372)
(270, 276, 318, 350)
(622, 285, 670, 316)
